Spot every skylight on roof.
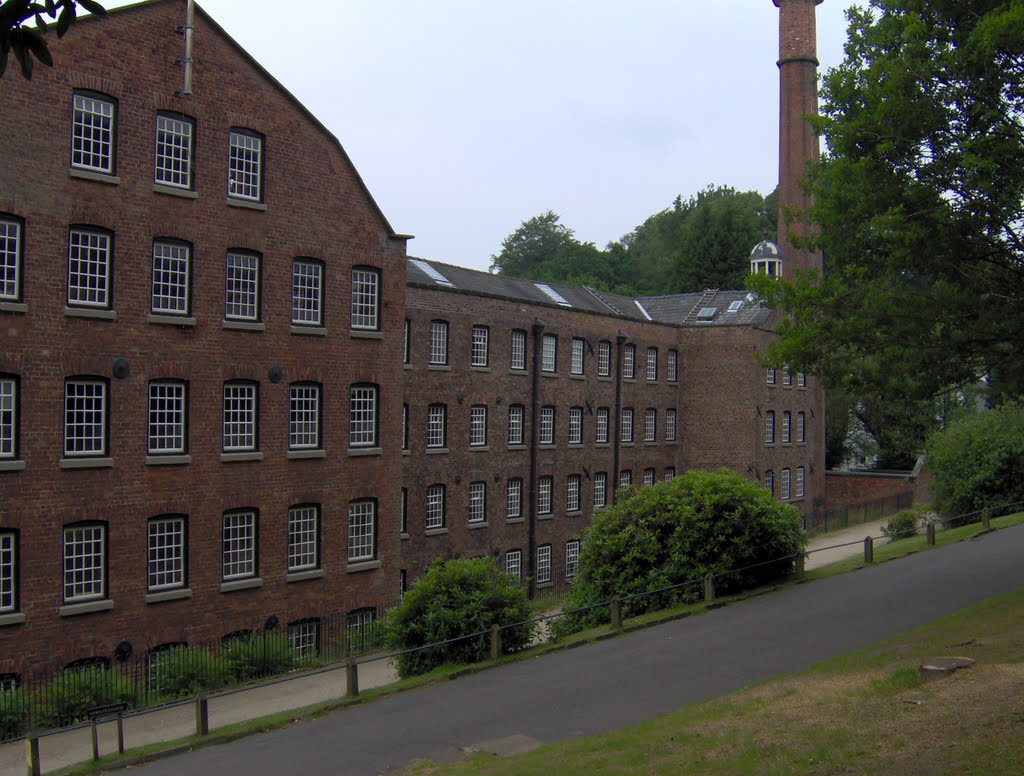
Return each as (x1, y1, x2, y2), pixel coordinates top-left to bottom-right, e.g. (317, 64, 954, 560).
(696, 307, 718, 321)
(535, 283, 571, 307)
(410, 259, 455, 287)
(634, 300, 653, 321)
(728, 300, 744, 313)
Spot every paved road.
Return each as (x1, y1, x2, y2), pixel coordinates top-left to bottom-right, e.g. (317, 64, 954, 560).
(128, 524, 1024, 775)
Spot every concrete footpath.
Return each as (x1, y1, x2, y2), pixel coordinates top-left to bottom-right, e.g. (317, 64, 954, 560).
(0, 518, 888, 776)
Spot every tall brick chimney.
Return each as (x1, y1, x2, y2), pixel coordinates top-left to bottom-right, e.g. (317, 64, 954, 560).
(774, 0, 824, 279)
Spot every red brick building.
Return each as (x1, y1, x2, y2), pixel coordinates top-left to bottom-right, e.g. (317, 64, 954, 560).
(0, 0, 826, 676)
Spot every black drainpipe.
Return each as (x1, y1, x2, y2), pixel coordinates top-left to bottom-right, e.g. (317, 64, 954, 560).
(612, 330, 628, 504)
(527, 318, 545, 598)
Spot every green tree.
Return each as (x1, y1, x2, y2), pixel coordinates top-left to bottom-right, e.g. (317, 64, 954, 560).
(1, 0, 106, 78)
(489, 211, 578, 278)
(385, 557, 534, 678)
(754, 0, 1024, 407)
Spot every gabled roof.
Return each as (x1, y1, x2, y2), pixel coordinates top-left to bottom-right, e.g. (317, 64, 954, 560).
(407, 258, 771, 327)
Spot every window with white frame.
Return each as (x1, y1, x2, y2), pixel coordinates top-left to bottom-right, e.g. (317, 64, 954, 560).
(147, 515, 186, 592)
(429, 320, 448, 365)
(222, 510, 257, 579)
(288, 618, 320, 659)
(0, 375, 17, 459)
(506, 478, 522, 519)
(468, 482, 486, 523)
(289, 383, 321, 450)
(541, 334, 557, 372)
(594, 472, 607, 508)
(291, 259, 323, 327)
(348, 500, 376, 562)
(401, 404, 409, 450)
(596, 407, 609, 443)
(510, 329, 526, 370)
(666, 408, 677, 441)
(623, 344, 636, 379)
(148, 380, 187, 455)
(222, 381, 257, 452)
(643, 468, 655, 486)
(620, 408, 634, 443)
(664, 467, 676, 480)
(645, 408, 657, 442)
(471, 325, 489, 367)
(506, 549, 522, 579)
(64, 377, 107, 457)
(783, 368, 792, 386)
(568, 407, 582, 444)
(349, 383, 378, 448)
(426, 484, 446, 529)
(427, 404, 447, 448)
(63, 523, 106, 603)
(67, 227, 112, 309)
(797, 371, 807, 388)
(288, 504, 319, 571)
(566, 474, 581, 512)
(537, 476, 553, 515)
(646, 347, 658, 380)
(507, 404, 524, 445)
(767, 367, 776, 385)
(71, 92, 115, 174)
(597, 341, 611, 376)
(565, 540, 580, 580)
(765, 410, 775, 444)
(765, 469, 775, 495)
(667, 349, 678, 382)
(225, 251, 260, 321)
(1, 217, 23, 302)
(154, 112, 194, 188)
(782, 411, 792, 443)
(780, 468, 791, 500)
(796, 467, 805, 498)
(351, 267, 380, 330)
(469, 405, 487, 447)
(151, 240, 190, 315)
(797, 412, 806, 443)
(619, 469, 632, 488)
(539, 406, 555, 445)
(227, 128, 263, 201)
(1, 531, 16, 613)
(570, 338, 585, 375)
(536, 545, 552, 585)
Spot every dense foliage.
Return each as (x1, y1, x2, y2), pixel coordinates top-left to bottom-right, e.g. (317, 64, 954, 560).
(1, 0, 106, 78)
(755, 0, 1024, 409)
(560, 469, 804, 631)
(385, 557, 534, 678)
(927, 403, 1024, 519)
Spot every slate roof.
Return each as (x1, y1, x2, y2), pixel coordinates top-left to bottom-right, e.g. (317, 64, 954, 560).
(406, 257, 772, 328)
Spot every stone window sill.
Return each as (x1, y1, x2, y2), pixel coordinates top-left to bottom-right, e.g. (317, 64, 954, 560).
(145, 588, 192, 604)
(538, 513, 553, 521)
(541, 372, 558, 378)
(222, 320, 265, 332)
(153, 183, 197, 199)
(348, 446, 382, 458)
(286, 569, 324, 583)
(427, 364, 451, 371)
(0, 302, 27, 314)
(60, 599, 114, 617)
(468, 522, 489, 530)
(287, 449, 326, 460)
(60, 457, 113, 470)
(350, 329, 383, 340)
(469, 445, 490, 452)
(70, 168, 119, 185)
(507, 444, 527, 451)
(220, 451, 263, 463)
(226, 197, 267, 211)
(0, 460, 26, 472)
(470, 366, 491, 373)
(506, 517, 525, 524)
(0, 613, 26, 627)
(425, 527, 449, 537)
(509, 368, 528, 375)
(426, 447, 449, 455)
(566, 510, 583, 517)
(290, 325, 326, 337)
(145, 454, 192, 466)
(149, 314, 196, 327)
(570, 373, 585, 380)
(346, 560, 381, 573)
(64, 307, 116, 320)
(220, 577, 263, 592)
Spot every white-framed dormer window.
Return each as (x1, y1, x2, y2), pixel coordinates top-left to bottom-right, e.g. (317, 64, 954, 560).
(292, 259, 324, 327)
(225, 251, 260, 322)
(348, 500, 376, 561)
(152, 240, 191, 316)
(471, 326, 489, 367)
(0, 216, 23, 303)
(155, 112, 194, 189)
(597, 341, 611, 376)
(349, 383, 379, 448)
(289, 383, 321, 450)
(568, 407, 582, 444)
(510, 329, 526, 370)
(351, 266, 380, 330)
(570, 338, 585, 375)
(67, 227, 112, 309)
(227, 128, 263, 202)
(71, 91, 116, 174)
(541, 334, 557, 373)
(222, 381, 257, 452)
(646, 347, 658, 381)
(429, 320, 449, 365)
(469, 405, 487, 447)
(64, 377, 107, 457)
(148, 380, 187, 455)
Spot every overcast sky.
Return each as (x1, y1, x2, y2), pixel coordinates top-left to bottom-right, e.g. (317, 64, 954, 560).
(105, 0, 852, 271)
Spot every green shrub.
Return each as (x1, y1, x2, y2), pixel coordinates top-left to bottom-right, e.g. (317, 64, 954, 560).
(222, 632, 298, 682)
(0, 685, 30, 740)
(927, 403, 1024, 521)
(147, 645, 230, 699)
(880, 509, 920, 542)
(32, 666, 137, 730)
(386, 557, 534, 678)
(561, 468, 805, 632)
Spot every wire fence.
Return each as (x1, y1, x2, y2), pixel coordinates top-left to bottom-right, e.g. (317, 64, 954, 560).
(806, 490, 915, 535)
(2, 499, 1022, 745)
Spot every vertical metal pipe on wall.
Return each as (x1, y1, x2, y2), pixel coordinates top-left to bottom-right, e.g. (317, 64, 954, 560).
(612, 331, 628, 504)
(527, 319, 545, 598)
(181, 0, 195, 95)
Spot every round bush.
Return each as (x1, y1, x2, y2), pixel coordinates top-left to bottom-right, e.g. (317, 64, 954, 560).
(385, 557, 534, 678)
(561, 468, 805, 631)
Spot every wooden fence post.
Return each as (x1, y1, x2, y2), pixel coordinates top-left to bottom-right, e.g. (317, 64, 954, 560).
(926, 522, 936, 546)
(91, 718, 99, 761)
(195, 693, 209, 736)
(610, 598, 622, 630)
(346, 659, 359, 697)
(981, 507, 991, 530)
(864, 536, 874, 564)
(25, 735, 40, 776)
(489, 623, 502, 661)
(795, 553, 805, 580)
(704, 573, 715, 602)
